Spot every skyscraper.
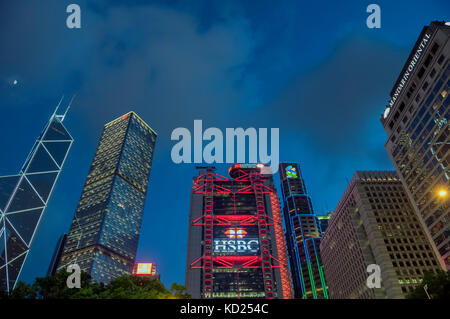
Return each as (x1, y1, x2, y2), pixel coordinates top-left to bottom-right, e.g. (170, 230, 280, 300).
(278, 163, 328, 299)
(381, 21, 449, 270)
(0, 104, 73, 292)
(186, 164, 293, 299)
(56, 111, 157, 284)
(320, 171, 442, 299)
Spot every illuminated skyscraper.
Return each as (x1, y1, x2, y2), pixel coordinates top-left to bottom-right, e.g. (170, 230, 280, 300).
(0, 104, 73, 292)
(57, 112, 157, 284)
(381, 21, 449, 269)
(186, 164, 293, 299)
(279, 163, 328, 299)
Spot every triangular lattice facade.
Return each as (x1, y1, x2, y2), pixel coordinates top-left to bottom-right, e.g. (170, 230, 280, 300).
(0, 108, 73, 292)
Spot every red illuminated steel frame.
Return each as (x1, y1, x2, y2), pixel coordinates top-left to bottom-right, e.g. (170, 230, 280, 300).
(202, 167, 215, 298)
(190, 166, 293, 299)
(250, 171, 274, 298)
(269, 192, 293, 299)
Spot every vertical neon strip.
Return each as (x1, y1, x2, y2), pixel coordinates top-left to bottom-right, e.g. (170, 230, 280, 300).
(296, 216, 307, 297)
(312, 239, 328, 299)
(304, 240, 318, 299)
(318, 265, 328, 299)
(297, 252, 307, 297)
(307, 260, 317, 299)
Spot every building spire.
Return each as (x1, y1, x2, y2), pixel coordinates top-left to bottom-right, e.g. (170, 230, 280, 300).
(62, 94, 76, 122)
(54, 94, 76, 122)
(52, 95, 65, 118)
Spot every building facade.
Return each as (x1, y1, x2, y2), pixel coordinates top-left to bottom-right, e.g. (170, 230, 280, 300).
(381, 21, 450, 269)
(56, 112, 157, 284)
(279, 163, 328, 299)
(0, 105, 73, 292)
(186, 164, 293, 299)
(318, 213, 332, 234)
(320, 171, 442, 299)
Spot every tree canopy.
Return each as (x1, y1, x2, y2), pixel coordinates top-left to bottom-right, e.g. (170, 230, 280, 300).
(4, 270, 190, 299)
(406, 270, 450, 299)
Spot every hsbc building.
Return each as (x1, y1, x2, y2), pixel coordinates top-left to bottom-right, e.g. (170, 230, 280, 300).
(185, 164, 293, 299)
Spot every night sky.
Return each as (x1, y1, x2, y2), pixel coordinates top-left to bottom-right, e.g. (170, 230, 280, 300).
(0, 1, 449, 288)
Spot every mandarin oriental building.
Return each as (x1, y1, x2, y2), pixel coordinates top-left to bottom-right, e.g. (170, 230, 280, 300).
(185, 164, 293, 299)
(381, 21, 450, 269)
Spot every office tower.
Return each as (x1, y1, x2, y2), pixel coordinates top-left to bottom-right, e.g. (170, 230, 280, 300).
(186, 164, 293, 299)
(318, 213, 332, 234)
(57, 112, 157, 284)
(0, 105, 73, 292)
(320, 171, 442, 299)
(279, 163, 328, 299)
(380, 21, 450, 270)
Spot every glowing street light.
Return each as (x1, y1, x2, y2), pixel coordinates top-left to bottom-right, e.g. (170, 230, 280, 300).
(438, 189, 447, 198)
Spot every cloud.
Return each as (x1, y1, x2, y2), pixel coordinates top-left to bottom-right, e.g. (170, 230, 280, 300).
(69, 4, 256, 140)
(269, 34, 406, 155)
(0, 1, 257, 141)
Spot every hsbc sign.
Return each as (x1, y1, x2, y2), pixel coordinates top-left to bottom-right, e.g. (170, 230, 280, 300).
(213, 239, 259, 253)
(213, 228, 260, 253)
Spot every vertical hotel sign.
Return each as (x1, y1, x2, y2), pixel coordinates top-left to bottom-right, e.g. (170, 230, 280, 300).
(384, 33, 431, 119)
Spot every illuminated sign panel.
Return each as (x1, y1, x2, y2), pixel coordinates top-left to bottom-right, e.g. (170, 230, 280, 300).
(384, 33, 431, 118)
(285, 165, 298, 179)
(214, 239, 259, 253)
(135, 263, 155, 275)
(214, 227, 260, 254)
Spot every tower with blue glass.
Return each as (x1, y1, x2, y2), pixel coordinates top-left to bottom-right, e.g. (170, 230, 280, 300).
(0, 101, 73, 292)
(56, 112, 157, 284)
(279, 163, 328, 299)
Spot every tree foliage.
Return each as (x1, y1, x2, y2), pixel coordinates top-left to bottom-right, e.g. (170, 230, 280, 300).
(3, 270, 190, 299)
(407, 270, 450, 299)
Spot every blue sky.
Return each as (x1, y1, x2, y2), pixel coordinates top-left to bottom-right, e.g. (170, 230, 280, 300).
(0, 0, 449, 288)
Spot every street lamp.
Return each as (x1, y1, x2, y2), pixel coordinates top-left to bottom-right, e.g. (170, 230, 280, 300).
(438, 188, 447, 198)
(423, 284, 431, 299)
